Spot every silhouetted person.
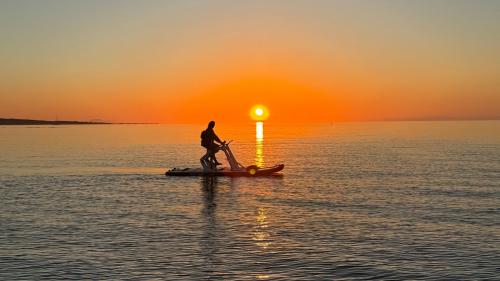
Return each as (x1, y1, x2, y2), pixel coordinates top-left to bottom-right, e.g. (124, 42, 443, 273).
(200, 121, 224, 169)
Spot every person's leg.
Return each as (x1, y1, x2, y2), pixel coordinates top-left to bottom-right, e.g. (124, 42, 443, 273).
(209, 149, 220, 168)
(209, 154, 218, 165)
(200, 150, 210, 169)
(207, 153, 216, 169)
(210, 144, 222, 165)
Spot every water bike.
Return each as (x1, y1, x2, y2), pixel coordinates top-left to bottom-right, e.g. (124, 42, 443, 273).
(165, 141, 284, 177)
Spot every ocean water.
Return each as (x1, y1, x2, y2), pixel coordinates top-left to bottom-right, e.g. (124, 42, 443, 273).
(1, 121, 499, 280)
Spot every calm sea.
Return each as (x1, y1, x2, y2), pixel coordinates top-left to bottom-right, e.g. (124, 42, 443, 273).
(1, 121, 499, 280)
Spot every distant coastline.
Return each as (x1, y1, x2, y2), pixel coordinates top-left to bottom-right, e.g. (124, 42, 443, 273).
(0, 118, 157, 125)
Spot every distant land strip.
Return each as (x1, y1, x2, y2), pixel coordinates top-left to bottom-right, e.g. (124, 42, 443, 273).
(0, 118, 157, 125)
(367, 116, 500, 122)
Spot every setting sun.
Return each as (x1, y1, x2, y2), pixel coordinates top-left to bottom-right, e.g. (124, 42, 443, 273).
(250, 105, 270, 121)
(1, 1, 499, 280)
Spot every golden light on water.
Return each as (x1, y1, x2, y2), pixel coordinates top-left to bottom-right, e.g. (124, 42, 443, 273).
(255, 121, 264, 167)
(252, 105, 266, 167)
(255, 138, 264, 168)
(250, 104, 269, 121)
(252, 207, 271, 249)
(256, 121, 264, 140)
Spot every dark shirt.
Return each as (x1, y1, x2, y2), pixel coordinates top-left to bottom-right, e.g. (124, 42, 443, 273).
(206, 128, 221, 144)
(201, 127, 221, 148)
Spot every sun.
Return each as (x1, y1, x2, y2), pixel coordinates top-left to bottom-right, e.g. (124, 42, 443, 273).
(250, 104, 270, 121)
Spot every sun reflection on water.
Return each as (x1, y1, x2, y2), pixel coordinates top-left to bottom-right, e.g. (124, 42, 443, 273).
(255, 122, 264, 167)
(252, 207, 271, 249)
(256, 121, 264, 139)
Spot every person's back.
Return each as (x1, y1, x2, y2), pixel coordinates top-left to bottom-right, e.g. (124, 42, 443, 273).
(201, 129, 211, 148)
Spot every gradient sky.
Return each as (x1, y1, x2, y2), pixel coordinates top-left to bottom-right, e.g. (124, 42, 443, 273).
(1, 0, 499, 123)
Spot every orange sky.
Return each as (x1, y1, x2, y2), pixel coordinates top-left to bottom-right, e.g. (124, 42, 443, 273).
(0, 1, 499, 123)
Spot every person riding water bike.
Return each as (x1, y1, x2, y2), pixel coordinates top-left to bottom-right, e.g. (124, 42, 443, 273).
(200, 121, 225, 169)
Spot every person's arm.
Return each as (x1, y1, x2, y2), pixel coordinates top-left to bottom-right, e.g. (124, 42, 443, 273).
(208, 128, 223, 144)
(213, 131, 222, 144)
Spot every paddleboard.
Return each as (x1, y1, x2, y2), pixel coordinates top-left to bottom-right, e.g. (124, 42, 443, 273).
(165, 164, 284, 177)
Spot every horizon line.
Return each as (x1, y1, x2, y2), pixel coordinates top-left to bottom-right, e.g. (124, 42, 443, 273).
(2, 116, 499, 125)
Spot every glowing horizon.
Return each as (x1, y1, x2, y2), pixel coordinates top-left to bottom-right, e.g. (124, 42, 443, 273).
(1, 1, 499, 123)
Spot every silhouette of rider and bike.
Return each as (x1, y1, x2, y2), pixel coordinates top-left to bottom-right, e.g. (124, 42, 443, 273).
(200, 121, 225, 170)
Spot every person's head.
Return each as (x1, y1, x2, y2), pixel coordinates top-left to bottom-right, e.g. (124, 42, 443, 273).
(208, 121, 215, 129)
